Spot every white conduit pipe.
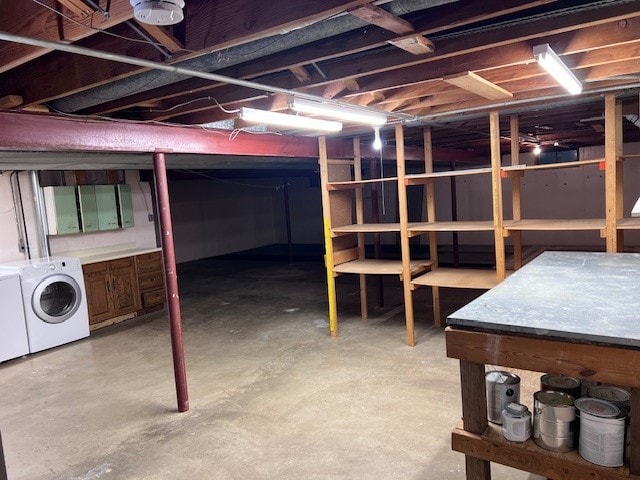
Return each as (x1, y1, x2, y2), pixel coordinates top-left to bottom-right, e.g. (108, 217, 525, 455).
(0, 31, 413, 122)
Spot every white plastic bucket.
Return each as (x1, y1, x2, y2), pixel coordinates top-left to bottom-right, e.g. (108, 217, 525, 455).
(576, 397, 625, 467)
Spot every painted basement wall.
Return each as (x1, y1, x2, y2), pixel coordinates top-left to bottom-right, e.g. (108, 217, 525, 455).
(0, 171, 156, 264)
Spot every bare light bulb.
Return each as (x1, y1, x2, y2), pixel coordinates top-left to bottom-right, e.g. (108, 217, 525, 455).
(533, 145, 541, 155)
(373, 127, 382, 150)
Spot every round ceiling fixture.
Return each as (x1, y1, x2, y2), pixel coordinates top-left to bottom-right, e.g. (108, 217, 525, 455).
(130, 0, 185, 25)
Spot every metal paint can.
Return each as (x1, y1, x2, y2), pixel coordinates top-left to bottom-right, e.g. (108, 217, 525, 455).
(485, 371, 520, 424)
(575, 397, 625, 467)
(587, 385, 631, 412)
(540, 374, 582, 399)
(533, 391, 576, 452)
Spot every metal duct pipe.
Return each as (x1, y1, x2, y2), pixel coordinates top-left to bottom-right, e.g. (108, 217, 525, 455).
(30, 170, 50, 258)
(0, 31, 413, 123)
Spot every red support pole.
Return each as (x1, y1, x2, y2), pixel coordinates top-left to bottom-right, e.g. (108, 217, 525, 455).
(153, 151, 189, 413)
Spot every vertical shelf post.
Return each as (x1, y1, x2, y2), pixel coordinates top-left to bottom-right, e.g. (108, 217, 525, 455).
(396, 124, 416, 346)
(490, 111, 506, 281)
(605, 94, 624, 252)
(353, 137, 368, 320)
(317, 136, 339, 337)
(510, 115, 523, 270)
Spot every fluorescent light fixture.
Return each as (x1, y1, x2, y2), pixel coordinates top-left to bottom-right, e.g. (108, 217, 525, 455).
(239, 107, 342, 132)
(533, 44, 582, 95)
(290, 98, 387, 126)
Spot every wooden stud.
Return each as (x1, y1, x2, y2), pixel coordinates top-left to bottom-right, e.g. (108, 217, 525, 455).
(395, 123, 416, 346)
(353, 137, 368, 320)
(289, 65, 311, 83)
(133, 22, 184, 53)
(604, 94, 621, 252)
(510, 115, 522, 270)
(388, 35, 434, 55)
(489, 111, 506, 280)
(0, 95, 23, 109)
(443, 71, 513, 100)
(348, 4, 414, 34)
(318, 136, 339, 337)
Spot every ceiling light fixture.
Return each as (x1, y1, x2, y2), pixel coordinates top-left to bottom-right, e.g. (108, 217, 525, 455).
(130, 0, 185, 26)
(290, 98, 387, 126)
(533, 44, 582, 95)
(238, 107, 342, 132)
(372, 127, 382, 150)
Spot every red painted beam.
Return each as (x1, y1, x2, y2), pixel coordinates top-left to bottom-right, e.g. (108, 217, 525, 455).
(0, 111, 481, 163)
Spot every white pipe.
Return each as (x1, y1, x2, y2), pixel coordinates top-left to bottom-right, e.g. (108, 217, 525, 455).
(30, 170, 50, 258)
(0, 30, 414, 122)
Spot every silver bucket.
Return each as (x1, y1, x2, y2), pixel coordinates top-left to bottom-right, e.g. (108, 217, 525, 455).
(533, 391, 576, 452)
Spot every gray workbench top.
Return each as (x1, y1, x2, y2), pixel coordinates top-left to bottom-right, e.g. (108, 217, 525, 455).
(448, 251, 640, 347)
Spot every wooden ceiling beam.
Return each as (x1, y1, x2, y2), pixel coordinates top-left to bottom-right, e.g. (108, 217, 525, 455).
(348, 3, 413, 35)
(289, 66, 311, 83)
(56, 0, 93, 17)
(0, 0, 134, 74)
(133, 22, 184, 53)
(77, 0, 553, 116)
(389, 36, 434, 55)
(443, 71, 513, 100)
(0, 95, 23, 109)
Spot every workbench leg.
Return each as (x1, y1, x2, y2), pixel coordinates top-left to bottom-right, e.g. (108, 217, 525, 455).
(460, 360, 491, 480)
(432, 286, 442, 327)
(630, 387, 640, 475)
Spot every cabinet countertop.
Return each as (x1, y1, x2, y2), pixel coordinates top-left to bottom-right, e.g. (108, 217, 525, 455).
(448, 251, 640, 348)
(70, 247, 162, 265)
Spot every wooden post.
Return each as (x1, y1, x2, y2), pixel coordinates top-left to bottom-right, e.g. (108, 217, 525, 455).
(604, 94, 623, 252)
(370, 159, 384, 308)
(490, 111, 506, 281)
(510, 115, 522, 270)
(460, 360, 491, 480)
(317, 136, 339, 337)
(423, 127, 442, 326)
(283, 177, 294, 264)
(395, 124, 416, 346)
(353, 137, 368, 320)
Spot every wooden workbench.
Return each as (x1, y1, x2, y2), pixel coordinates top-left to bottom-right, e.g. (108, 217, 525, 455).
(445, 251, 640, 480)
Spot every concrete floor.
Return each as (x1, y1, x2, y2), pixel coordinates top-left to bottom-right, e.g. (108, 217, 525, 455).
(0, 258, 544, 479)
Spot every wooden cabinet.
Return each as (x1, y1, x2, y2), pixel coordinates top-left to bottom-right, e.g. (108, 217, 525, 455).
(83, 257, 141, 325)
(135, 251, 165, 312)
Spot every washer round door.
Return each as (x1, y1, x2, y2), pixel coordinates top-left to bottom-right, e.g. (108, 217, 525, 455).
(31, 274, 82, 324)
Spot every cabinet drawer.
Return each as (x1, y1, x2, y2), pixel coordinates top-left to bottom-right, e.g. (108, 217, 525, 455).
(83, 261, 109, 274)
(138, 272, 164, 291)
(142, 290, 165, 307)
(136, 251, 162, 266)
(109, 256, 134, 269)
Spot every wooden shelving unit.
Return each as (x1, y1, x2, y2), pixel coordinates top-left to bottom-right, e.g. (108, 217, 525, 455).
(317, 134, 432, 345)
(412, 268, 506, 289)
(504, 218, 606, 231)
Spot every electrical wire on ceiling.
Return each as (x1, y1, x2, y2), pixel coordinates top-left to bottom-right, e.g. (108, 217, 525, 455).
(143, 96, 240, 114)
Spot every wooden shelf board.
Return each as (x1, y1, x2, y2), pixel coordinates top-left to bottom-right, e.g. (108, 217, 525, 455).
(617, 217, 640, 230)
(411, 268, 505, 289)
(452, 424, 637, 480)
(410, 220, 494, 232)
(331, 223, 403, 235)
(333, 259, 432, 275)
(405, 167, 492, 184)
(502, 158, 603, 173)
(327, 177, 398, 190)
(504, 218, 605, 231)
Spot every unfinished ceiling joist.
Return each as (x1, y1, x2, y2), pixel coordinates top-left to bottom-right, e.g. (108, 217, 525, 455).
(0, 95, 23, 109)
(348, 3, 414, 35)
(133, 23, 184, 53)
(443, 71, 513, 100)
(289, 65, 311, 83)
(56, 0, 93, 17)
(389, 36, 434, 55)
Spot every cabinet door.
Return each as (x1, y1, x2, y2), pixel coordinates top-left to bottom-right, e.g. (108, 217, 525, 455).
(77, 185, 99, 232)
(83, 263, 112, 324)
(116, 184, 135, 228)
(95, 185, 119, 230)
(44, 186, 80, 235)
(110, 265, 141, 316)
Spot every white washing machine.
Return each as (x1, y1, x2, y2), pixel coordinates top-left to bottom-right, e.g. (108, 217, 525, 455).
(0, 257, 89, 353)
(0, 270, 29, 362)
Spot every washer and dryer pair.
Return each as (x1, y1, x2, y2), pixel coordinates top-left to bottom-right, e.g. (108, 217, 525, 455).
(0, 256, 90, 362)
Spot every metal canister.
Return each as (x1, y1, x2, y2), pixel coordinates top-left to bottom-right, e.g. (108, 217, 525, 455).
(576, 397, 625, 467)
(533, 391, 576, 452)
(485, 371, 520, 424)
(588, 385, 630, 412)
(540, 374, 582, 399)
